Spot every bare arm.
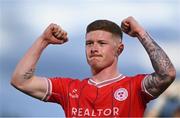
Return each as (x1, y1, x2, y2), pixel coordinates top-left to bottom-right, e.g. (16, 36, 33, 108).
(121, 16, 176, 97)
(11, 24, 68, 100)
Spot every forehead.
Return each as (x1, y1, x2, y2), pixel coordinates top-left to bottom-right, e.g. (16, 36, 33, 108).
(86, 30, 113, 41)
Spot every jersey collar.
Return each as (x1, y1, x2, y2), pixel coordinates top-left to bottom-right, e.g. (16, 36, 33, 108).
(88, 74, 125, 88)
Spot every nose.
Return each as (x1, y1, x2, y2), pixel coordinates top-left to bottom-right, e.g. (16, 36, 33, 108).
(91, 43, 99, 53)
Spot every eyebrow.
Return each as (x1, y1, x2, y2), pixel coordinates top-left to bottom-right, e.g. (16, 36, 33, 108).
(86, 39, 108, 42)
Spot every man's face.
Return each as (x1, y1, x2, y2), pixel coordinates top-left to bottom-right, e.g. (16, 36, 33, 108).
(85, 30, 122, 71)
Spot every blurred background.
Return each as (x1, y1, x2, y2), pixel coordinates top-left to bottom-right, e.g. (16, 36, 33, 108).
(0, 0, 180, 117)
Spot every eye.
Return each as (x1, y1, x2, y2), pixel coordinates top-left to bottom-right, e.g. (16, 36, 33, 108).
(100, 42, 107, 44)
(99, 41, 107, 45)
(86, 41, 93, 46)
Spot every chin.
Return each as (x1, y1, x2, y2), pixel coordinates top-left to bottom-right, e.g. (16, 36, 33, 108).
(88, 60, 106, 70)
(90, 63, 104, 71)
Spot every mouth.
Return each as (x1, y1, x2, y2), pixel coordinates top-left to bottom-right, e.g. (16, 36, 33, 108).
(89, 55, 102, 58)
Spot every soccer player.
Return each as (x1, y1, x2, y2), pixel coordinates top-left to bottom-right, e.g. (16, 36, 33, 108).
(11, 16, 176, 117)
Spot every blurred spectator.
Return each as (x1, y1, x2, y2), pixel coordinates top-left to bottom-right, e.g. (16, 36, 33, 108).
(172, 106, 180, 117)
(159, 97, 180, 117)
(145, 80, 180, 117)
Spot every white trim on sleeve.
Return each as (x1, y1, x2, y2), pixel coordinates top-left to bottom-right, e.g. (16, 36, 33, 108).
(141, 75, 154, 97)
(41, 78, 52, 101)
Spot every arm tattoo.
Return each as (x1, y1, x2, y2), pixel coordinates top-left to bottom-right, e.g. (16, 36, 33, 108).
(138, 33, 176, 97)
(143, 73, 171, 97)
(23, 68, 35, 80)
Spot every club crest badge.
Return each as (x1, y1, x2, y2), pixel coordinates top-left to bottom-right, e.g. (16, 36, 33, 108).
(114, 88, 128, 101)
(69, 89, 79, 99)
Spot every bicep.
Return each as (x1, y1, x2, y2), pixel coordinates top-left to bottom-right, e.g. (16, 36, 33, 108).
(143, 72, 173, 98)
(17, 76, 48, 100)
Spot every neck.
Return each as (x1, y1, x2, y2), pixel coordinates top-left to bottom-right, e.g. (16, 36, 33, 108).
(91, 61, 120, 83)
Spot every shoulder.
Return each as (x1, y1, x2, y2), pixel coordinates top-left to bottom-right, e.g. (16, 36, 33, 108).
(121, 74, 149, 88)
(48, 77, 76, 84)
(48, 77, 88, 85)
(125, 74, 148, 81)
(126, 74, 148, 78)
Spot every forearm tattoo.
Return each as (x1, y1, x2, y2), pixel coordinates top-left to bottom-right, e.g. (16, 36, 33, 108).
(23, 68, 35, 80)
(138, 33, 175, 97)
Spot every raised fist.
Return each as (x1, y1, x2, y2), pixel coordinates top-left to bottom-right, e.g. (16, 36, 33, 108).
(121, 16, 145, 37)
(41, 23, 68, 44)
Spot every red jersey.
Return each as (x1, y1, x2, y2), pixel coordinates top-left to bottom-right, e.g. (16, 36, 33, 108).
(42, 74, 154, 117)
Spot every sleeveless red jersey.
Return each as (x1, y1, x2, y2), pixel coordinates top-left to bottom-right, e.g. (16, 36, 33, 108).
(43, 74, 154, 117)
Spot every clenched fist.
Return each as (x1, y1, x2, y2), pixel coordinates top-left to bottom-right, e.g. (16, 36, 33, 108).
(41, 23, 68, 44)
(121, 16, 145, 37)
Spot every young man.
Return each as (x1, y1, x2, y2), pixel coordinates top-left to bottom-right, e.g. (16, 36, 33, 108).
(11, 16, 176, 117)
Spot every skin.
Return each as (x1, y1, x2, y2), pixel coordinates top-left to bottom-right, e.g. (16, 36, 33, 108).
(11, 16, 176, 101)
(121, 16, 176, 97)
(11, 23, 68, 100)
(85, 30, 123, 82)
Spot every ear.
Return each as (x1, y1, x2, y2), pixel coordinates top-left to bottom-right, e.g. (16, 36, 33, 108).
(117, 43, 124, 56)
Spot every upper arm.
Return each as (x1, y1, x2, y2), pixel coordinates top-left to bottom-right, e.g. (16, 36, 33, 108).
(143, 72, 174, 98)
(12, 76, 48, 100)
